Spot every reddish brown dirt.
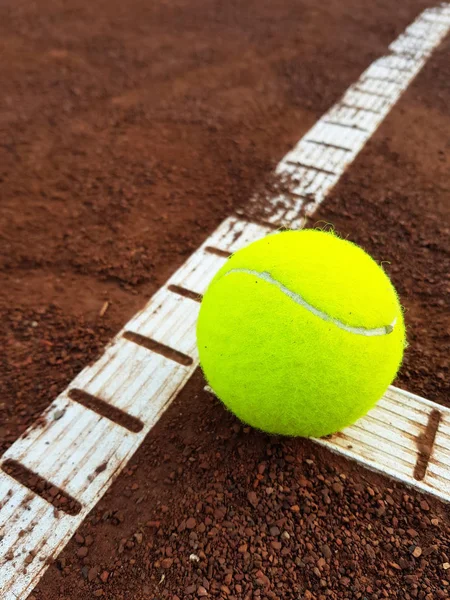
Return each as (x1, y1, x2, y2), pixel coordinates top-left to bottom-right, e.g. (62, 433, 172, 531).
(1, 0, 449, 599)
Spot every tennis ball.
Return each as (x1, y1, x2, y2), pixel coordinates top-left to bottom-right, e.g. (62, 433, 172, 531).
(196, 229, 405, 438)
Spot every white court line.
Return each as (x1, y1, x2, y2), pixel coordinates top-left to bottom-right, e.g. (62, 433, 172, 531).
(1, 5, 450, 599)
(254, 3, 450, 228)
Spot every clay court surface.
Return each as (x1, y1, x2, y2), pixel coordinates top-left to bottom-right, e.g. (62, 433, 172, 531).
(1, 0, 449, 598)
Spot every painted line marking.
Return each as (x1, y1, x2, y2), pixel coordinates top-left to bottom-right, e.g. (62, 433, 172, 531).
(317, 389, 449, 502)
(252, 3, 450, 227)
(1, 4, 450, 599)
(285, 159, 338, 177)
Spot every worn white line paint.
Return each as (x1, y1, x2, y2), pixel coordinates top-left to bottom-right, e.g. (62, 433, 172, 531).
(204, 381, 450, 502)
(0, 217, 272, 600)
(1, 5, 450, 599)
(317, 387, 450, 504)
(255, 3, 450, 228)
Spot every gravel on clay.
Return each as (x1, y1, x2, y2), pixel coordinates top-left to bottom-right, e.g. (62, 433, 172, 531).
(0, 0, 449, 599)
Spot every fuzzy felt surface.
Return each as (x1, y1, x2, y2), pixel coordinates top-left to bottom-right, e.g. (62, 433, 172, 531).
(196, 229, 405, 438)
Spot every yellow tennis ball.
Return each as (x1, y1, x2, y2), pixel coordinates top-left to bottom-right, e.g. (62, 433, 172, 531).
(196, 229, 406, 437)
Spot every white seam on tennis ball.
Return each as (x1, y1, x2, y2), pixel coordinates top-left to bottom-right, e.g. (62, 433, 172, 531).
(226, 268, 397, 337)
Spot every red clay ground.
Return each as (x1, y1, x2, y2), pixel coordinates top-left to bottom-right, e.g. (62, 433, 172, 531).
(0, 0, 449, 598)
